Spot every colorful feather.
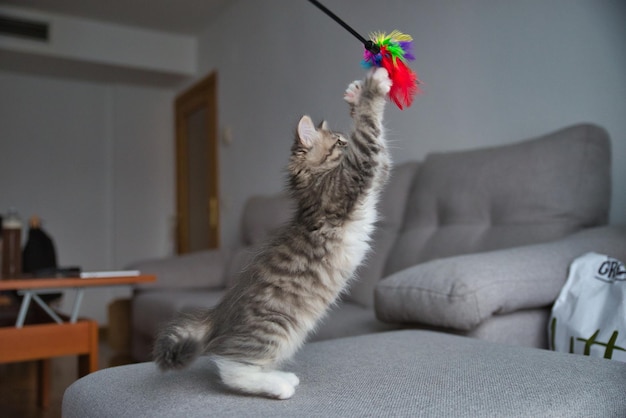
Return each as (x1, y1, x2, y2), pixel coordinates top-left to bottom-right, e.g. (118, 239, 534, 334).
(362, 30, 421, 110)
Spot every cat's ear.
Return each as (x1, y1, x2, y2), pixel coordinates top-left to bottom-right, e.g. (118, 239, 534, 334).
(297, 115, 319, 149)
(319, 120, 329, 131)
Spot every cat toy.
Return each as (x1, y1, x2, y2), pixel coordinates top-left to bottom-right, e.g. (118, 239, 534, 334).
(308, 0, 421, 110)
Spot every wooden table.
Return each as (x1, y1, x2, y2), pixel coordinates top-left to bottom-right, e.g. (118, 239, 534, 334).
(0, 274, 155, 408)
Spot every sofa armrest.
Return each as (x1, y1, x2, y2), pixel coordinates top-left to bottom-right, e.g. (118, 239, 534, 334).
(375, 226, 626, 331)
(128, 248, 232, 291)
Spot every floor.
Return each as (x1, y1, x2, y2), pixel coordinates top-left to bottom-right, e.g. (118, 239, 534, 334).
(0, 330, 130, 418)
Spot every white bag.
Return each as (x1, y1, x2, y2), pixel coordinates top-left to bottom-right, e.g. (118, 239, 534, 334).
(549, 252, 626, 362)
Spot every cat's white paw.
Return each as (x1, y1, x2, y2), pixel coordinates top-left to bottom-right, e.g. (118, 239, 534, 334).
(268, 380, 296, 400)
(344, 80, 362, 105)
(372, 67, 392, 95)
(277, 371, 300, 387)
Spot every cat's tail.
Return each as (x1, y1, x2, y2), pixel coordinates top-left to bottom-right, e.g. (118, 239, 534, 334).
(153, 309, 213, 371)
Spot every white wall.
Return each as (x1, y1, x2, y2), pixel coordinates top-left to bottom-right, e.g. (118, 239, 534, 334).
(109, 85, 176, 268)
(0, 5, 196, 78)
(198, 0, 626, 249)
(0, 73, 110, 268)
(0, 72, 175, 322)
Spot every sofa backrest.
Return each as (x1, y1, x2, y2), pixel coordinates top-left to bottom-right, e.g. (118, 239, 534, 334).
(385, 124, 611, 276)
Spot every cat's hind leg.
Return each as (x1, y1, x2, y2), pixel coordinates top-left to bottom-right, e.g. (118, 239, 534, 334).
(214, 357, 298, 400)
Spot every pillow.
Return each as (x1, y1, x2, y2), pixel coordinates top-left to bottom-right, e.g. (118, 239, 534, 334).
(375, 226, 626, 330)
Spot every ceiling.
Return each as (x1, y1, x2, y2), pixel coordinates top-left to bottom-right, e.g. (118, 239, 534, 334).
(0, 0, 232, 35)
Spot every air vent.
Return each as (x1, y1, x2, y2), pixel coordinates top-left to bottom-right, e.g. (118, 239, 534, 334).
(0, 14, 49, 41)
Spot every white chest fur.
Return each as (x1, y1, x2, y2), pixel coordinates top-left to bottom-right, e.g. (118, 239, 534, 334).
(334, 191, 380, 283)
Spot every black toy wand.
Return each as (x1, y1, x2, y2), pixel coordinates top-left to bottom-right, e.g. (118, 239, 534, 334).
(308, 0, 380, 54)
(307, 0, 421, 109)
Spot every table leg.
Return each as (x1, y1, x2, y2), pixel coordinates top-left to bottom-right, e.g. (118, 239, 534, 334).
(37, 358, 51, 409)
(16, 291, 33, 328)
(78, 320, 99, 376)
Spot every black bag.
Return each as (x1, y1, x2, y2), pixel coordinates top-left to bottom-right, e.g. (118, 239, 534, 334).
(23, 226, 57, 274)
(22, 220, 62, 302)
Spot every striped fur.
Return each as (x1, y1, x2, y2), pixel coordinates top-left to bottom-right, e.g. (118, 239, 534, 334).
(154, 68, 392, 399)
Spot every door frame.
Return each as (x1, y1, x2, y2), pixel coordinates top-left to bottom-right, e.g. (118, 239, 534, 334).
(175, 72, 219, 253)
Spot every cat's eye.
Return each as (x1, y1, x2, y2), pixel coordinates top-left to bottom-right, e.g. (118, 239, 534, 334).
(336, 136, 347, 147)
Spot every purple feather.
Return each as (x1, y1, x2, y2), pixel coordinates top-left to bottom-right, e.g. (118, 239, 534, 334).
(399, 41, 415, 61)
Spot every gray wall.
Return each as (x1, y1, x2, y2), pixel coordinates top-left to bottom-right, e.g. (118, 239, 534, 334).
(200, 0, 626, 249)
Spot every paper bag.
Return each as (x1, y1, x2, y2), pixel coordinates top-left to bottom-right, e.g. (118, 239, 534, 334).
(549, 252, 626, 362)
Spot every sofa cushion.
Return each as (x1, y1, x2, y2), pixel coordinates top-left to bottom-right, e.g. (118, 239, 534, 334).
(385, 124, 611, 275)
(375, 226, 626, 331)
(64, 330, 626, 417)
(309, 300, 399, 341)
(464, 308, 551, 348)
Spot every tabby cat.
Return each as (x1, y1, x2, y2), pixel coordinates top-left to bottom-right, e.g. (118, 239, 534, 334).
(154, 67, 392, 400)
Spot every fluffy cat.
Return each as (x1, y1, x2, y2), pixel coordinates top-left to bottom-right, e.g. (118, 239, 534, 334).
(153, 67, 392, 400)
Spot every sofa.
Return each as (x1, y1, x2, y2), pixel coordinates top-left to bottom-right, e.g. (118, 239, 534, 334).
(64, 123, 626, 416)
(127, 123, 626, 363)
(64, 330, 626, 417)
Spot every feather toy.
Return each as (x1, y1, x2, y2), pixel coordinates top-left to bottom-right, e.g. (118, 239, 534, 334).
(308, 0, 421, 110)
(362, 31, 421, 109)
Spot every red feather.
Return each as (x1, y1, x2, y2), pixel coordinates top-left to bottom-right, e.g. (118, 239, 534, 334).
(381, 56, 420, 110)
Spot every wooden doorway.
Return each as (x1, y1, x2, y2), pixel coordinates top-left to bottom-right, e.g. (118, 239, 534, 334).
(175, 72, 219, 254)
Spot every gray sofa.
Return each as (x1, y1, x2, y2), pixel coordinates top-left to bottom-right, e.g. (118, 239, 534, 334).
(64, 124, 626, 416)
(128, 123, 626, 363)
(64, 330, 626, 417)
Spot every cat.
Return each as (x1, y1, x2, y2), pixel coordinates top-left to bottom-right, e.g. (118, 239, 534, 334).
(153, 67, 392, 400)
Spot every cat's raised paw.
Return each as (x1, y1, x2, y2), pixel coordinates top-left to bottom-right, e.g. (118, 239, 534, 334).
(344, 80, 362, 105)
(371, 67, 392, 95)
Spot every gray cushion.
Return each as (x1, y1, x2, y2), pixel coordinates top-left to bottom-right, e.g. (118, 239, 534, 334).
(464, 308, 551, 347)
(422, 308, 552, 348)
(309, 300, 398, 341)
(386, 124, 611, 275)
(375, 226, 626, 331)
(63, 330, 626, 417)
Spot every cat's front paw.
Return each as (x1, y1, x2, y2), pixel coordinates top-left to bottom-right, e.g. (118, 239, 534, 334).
(344, 80, 362, 106)
(276, 371, 300, 387)
(269, 381, 296, 400)
(371, 67, 392, 95)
